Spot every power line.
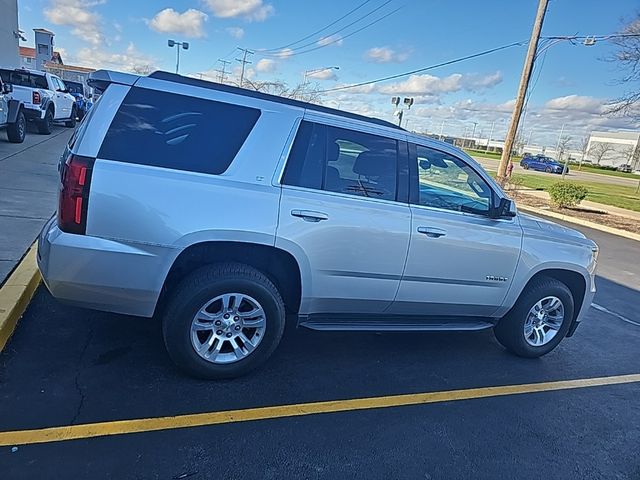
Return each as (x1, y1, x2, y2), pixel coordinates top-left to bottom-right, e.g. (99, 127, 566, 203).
(215, 59, 231, 83)
(266, 5, 403, 58)
(261, 0, 374, 52)
(261, 0, 395, 56)
(318, 40, 527, 93)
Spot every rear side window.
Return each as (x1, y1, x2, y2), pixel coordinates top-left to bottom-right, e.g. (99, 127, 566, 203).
(0, 69, 48, 89)
(98, 88, 261, 175)
(283, 121, 399, 201)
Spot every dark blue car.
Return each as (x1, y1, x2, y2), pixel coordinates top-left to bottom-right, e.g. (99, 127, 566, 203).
(520, 155, 568, 174)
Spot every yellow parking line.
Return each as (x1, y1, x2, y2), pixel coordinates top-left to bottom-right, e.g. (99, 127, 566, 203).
(1, 373, 639, 447)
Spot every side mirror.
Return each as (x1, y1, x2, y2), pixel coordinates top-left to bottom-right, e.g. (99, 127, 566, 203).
(490, 198, 516, 219)
(2, 83, 13, 94)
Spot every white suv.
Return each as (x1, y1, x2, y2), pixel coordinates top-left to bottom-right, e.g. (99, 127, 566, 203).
(38, 70, 598, 379)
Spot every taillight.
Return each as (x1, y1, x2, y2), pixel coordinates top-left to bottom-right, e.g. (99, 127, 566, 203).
(32, 91, 41, 104)
(58, 154, 95, 234)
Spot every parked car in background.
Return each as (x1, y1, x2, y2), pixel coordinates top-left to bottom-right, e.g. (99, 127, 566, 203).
(0, 68, 76, 134)
(520, 154, 568, 174)
(617, 164, 633, 173)
(38, 70, 598, 379)
(64, 80, 92, 121)
(0, 78, 26, 143)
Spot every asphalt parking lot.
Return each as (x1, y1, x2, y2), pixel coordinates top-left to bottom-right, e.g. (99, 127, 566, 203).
(0, 221, 639, 479)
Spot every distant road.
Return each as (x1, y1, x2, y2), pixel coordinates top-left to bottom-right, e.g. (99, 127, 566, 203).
(472, 155, 640, 188)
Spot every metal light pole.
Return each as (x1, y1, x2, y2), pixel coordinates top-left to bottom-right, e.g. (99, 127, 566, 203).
(439, 120, 445, 140)
(391, 97, 414, 127)
(168, 39, 189, 74)
(302, 66, 339, 98)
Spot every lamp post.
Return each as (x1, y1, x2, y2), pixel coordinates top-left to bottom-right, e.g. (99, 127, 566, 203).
(168, 39, 190, 74)
(391, 96, 414, 127)
(302, 66, 339, 98)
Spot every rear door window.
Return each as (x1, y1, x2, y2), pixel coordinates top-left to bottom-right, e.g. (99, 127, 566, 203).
(98, 87, 261, 175)
(283, 121, 399, 201)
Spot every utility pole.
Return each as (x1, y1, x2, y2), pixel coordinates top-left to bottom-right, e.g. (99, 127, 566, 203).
(487, 121, 495, 151)
(235, 47, 254, 88)
(216, 59, 231, 83)
(439, 120, 445, 140)
(471, 121, 478, 139)
(555, 123, 565, 158)
(498, 0, 549, 180)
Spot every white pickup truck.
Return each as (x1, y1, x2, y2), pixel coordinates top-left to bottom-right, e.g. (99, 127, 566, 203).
(0, 68, 76, 134)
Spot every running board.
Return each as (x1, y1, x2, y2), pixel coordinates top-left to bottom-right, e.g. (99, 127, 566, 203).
(298, 315, 495, 332)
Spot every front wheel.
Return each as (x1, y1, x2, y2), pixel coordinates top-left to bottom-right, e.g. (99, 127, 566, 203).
(65, 106, 76, 128)
(545, 167, 552, 173)
(6, 109, 26, 143)
(523, 163, 529, 170)
(162, 263, 286, 379)
(494, 277, 574, 358)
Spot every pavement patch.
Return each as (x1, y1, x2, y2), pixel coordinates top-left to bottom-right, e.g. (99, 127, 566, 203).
(1, 373, 638, 447)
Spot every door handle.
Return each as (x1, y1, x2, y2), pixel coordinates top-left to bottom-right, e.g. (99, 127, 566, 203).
(291, 209, 329, 222)
(417, 227, 447, 238)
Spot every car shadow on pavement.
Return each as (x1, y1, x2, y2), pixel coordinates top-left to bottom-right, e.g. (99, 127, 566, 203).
(0, 280, 639, 432)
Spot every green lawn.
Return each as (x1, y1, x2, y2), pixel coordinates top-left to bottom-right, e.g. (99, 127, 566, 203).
(570, 164, 640, 179)
(488, 171, 640, 213)
(463, 149, 523, 162)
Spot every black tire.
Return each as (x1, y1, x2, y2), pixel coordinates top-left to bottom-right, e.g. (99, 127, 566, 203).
(494, 277, 574, 358)
(6, 109, 26, 143)
(523, 163, 529, 170)
(162, 263, 286, 379)
(37, 108, 53, 135)
(65, 106, 76, 128)
(545, 167, 552, 173)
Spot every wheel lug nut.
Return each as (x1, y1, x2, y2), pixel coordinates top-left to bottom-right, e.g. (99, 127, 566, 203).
(214, 320, 221, 326)
(216, 330, 223, 335)
(234, 316, 239, 321)
(235, 326, 241, 331)
(226, 332, 232, 338)
(224, 314, 230, 319)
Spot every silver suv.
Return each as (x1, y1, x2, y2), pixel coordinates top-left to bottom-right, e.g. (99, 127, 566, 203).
(38, 70, 598, 379)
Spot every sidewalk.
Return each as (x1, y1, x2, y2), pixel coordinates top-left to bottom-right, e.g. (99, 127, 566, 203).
(518, 189, 640, 221)
(0, 127, 73, 285)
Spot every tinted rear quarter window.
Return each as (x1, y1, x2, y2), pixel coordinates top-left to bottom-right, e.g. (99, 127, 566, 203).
(98, 87, 261, 175)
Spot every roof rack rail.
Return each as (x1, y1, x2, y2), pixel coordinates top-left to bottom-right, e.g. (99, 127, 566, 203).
(147, 70, 403, 131)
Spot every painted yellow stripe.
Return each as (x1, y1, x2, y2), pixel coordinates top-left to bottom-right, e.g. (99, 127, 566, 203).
(1, 373, 639, 447)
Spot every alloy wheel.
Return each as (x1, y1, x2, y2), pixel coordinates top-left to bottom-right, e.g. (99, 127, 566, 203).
(523, 296, 564, 347)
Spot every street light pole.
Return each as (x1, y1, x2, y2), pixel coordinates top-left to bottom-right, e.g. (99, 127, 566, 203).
(498, 0, 549, 181)
(167, 39, 190, 74)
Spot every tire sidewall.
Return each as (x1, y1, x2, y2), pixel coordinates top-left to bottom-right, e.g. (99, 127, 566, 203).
(497, 280, 574, 357)
(163, 275, 285, 379)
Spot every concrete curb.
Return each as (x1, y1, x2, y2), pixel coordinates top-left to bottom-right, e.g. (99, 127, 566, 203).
(518, 205, 640, 242)
(0, 244, 41, 352)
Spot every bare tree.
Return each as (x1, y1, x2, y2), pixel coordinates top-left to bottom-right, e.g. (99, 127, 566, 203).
(620, 145, 635, 167)
(578, 136, 590, 170)
(588, 142, 615, 165)
(606, 15, 640, 119)
(557, 135, 573, 161)
(241, 79, 323, 103)
(131, 65, 153, 76)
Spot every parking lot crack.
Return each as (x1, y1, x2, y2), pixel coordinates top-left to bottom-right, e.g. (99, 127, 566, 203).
(70, 324, 95, 426)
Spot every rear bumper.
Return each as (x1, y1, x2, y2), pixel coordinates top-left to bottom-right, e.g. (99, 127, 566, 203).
(37, 217, 178, 317)
(23, 106, 46, 121)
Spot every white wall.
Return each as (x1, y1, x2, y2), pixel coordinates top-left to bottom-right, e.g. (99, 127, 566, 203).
(0, 0, 20, 68)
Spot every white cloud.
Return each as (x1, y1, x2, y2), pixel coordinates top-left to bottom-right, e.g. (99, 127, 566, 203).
(544, 95, 603, 113)
(275, 48, 293, 59)
(255, 58, 276, 73)
(72, 42, 157, 73)
(365, 46, 410, 63)
(317, 34, 343, 47)
(226, 27, 245, 39)
(44, 0, 104, 46)
(377, 71, 503, 96)
(149, 8, 208, 38)
(203, 0, 273, 21)
(307, 68, 338, 81)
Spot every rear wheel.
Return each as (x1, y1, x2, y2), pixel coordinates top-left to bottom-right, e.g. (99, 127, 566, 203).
(523, 163, 529, 170)
(545, 167, 552, 173)
(64, 106, 76, 128)
(494, 277, 574, 358)
(162, 263, 286, 379)
(6, 109, 25, 143)
(37, 108, 53, 135)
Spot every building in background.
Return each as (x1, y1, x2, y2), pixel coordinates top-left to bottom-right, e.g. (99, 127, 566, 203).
(0, 0, 20, 68)
(586, 131, 640, 169)
(19, 46, 63, 69)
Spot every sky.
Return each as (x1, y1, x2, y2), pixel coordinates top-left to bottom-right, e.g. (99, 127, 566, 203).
(17, 0, 640, 147)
